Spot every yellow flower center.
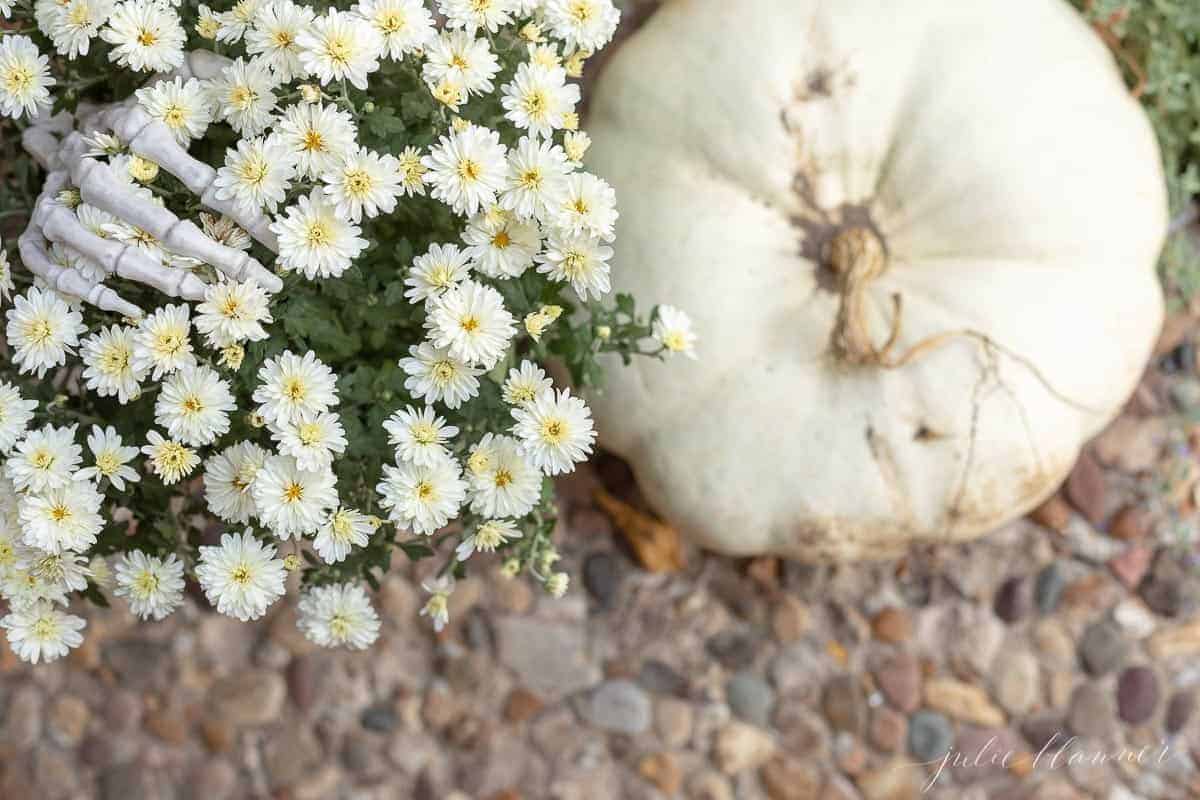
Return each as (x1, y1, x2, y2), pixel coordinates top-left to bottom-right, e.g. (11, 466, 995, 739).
(457, 159, 480, 181)
(283, 481, 304, 502)
(136, 28, 157, 47)
(24, 319, 54, 345)
(416, 481, 434, 501)
(491, 230, 511, 249)
(133, 570, 160, 597)
(344, 169, 373, 197)
(303, 130, 325, 152)
(48, 503, 71, 523)
(540, 418, 566, 444)
(230, 564, 252, 585)
(459, 315, 480, 333)
(305, 220, 332, 247)
(493, 469, 512, 488)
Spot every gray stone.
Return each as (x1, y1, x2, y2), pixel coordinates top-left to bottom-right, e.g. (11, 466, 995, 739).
(1141, 549, 1200, 618)
(1035, 562, 1066, 615)
(1115, 666, 1159, 725)
(990, 649, 1039, 716)
(822, 675, 866, 735)
(361, 702, 397, 733)
(33, 747, 82, 799)
(207, 670, 287, 727)
(639, 659, 688, 696)
(1079, 619, 1130, 676)
(726, 671, 775, 728)
(102, 639, 169, 690)
(263, 725, 323, 789)
(994, 577, 1033, 623)
(495, 616, 599, 699)
(1166, 690, 1194, 734)
(706, 628, 759, 670)
(654, 697, 693, 748)
(1068, 683, 1115, 739)
(908, 711, 953, 763)
(99, 764, 169, 800)
(185, 760, 238, 800)
(0, 685, 43, 748)
(579, 680, 651, 734)
(874, 651, 921, 713)
(582, 552, 621, 609)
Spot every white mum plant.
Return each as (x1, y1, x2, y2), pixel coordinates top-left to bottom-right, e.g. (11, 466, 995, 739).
(0, 0, 696, 664)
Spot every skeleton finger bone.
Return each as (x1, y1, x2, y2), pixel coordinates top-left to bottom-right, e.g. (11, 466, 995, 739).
(21, 110, 75, 170)
(17, 230, 143, 319)
(33, 192, 209, 303)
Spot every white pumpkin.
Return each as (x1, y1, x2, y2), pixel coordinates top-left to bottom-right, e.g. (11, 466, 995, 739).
(586, 0, 1167, 561)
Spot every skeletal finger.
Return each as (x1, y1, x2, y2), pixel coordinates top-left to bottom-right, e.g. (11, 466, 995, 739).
(35, 197, 208, 303)
(96, 105, 280, 256)
(18, 230, 142, 319)
(64, 142, 281, 291)
(21, 110, 74, 170)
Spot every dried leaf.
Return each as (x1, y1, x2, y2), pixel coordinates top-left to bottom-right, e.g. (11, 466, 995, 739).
(593, 488, 684, 573)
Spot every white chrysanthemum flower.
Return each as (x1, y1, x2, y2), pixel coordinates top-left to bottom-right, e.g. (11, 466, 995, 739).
(0, 381, 37, 455)
(80, 325, 144, 404)
(133, 304, 195, 380)
(100, 0, 185, 72)
(312, 506, 372, 564)
(653, 304, 698, 359)
(425, 280, 516, 369)
(5, 288, 85, 378)
(270, 410, 347, 472)
(0, 563, 70, 608)
(511, 0, 542, 14)
(354, 0, 432, 60)
(75, 425, 140, 490)
(562, 129, 590, 164)
(510, 387, 595, 475)
(422, 125, 509, 217)
(501, 136, 569, 222)
(0, 36, 53, 120)
(0, 247, 13, 303)
(501, 62, 579, 140)
(322, 146, 402, 223)
(216, 0, 262, 42)
(456, 517, 521, 561)
(544, 0, 618, 52)
(276, 102, 357, 180)
(49, 0, 116, 60)
(214, 133, 297, 214)
(252, 455, 338, 539)
(395, 146, 427, 197)
(76, 202, 118, 239)
(535, 229, 611, 300)
(203, 441, 268, 524)
(245, 0, 314, 82)
(154, 365, 236, 447)
(271, 189, 368, 280)
(439, 0, 513, 35)
(420, 575, 453, 631)
(195, 279, 274, 348)
(404, 242, 472, 305)
(462, 210, 540, 279)
(113, 550, 185, 620)
(545, 571, 569, 597)
(297, 8, 383, 90)
(196, 530, 287, 621)
(19, 480, 104, 554)
(421, 30, 499, 98)
(135, 76, 212, 144)
(376, 453, 467, 535)
(205, 56, 280, 136)
(6, 424, 81, 494)
(253, 349, 338, 424)
(0, 601, 86, 664)
(467, 434, 540, 518)
(399, 342, 482, 410)
(556, 171, 618, 241)
(141, 430, 199, 484)
(502, 360, 552, 407)
(201, 213, 252, 251)
(15, 546, 91, 594)
(297, 582, 381, 649)
(33, 0, 65, 34)
(383, 405, 459, 467)
(195, 2, 220, 37)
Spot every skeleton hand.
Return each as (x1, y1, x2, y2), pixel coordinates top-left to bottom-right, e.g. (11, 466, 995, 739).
(18, 50, 282, 320)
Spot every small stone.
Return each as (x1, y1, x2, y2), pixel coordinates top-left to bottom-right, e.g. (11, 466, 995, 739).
(200, 718, 235, 753)
(1065, 450, 1107, 525)
(144, 706, 189, 744)
(869, 707, 906, 753)
(1020, 712, 1065, 751)
(1079, 619, 1130, 676)
(207, 670, 286, 727)
(907, 711, 953, 763)
(185, 760, 237, 800)
(102, 639, 169, 691)
(263, 725, 324, 790)
(1093, 415, 1167, 473)
(688, 770, 735, 800)
(287, 653, 329, 711)
(822, 774, 861, 800)
(772, 595, 811, 643)
(822, 675, 866, 735)
(1068, 682, 1116, 739)
(1112, 599, 1158, 638)
(582, 552, 621, 609)
(1033, 619, 1075, 668)
(923, 678, 1006, 727)
(1047, 671, 1076, 708)
(714, 721, 777, 774)
(871, 607, 913, 643)
(1147, 616, 1200, 658)
(46, 694, 90, 746)
(856, 760, 923, 800)
(774, 705, 827, 757)
(874, 651, 921, 713)
(1030, 494, 1072, 532)
(0, 685, 43, 748)
(580, 680, 651, 734)
(495, 617, 600, 699)
(727, 671, 775, 728)
(637, 752, 682, 795)
(1035, 563, 1067, 615)
(341, 731, 387, 780)
(654, 697, 693, 748)
(1115, 666, 1159, 725)
(361, 703, 398, 733)
(833, 732, 867, 776)
(490, 575, 533, 614)
(422, 683, 465, 731)
(1166, 691, 1194, 734)
(948, 604, 1006, 674)
(706, 629, 759, 670)
(1061, 516, 1122, 563)
(770, 642, 831, 699)
(1109, 545, 1153, 590)
(761, 757, 821, 800)
(1109, 505, 1151, 541)
(1141, 550, 1200, 618)
(638, 659, 688, 696)
(993, 577, 1033, 623)
(99, 764, 165, 800)
(503, 688, 544, 724)
(463, 607, 494, 651)
(990, 650, 1039, 716)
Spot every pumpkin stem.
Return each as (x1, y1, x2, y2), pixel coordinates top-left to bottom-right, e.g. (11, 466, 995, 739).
(827, 225, 901, 366)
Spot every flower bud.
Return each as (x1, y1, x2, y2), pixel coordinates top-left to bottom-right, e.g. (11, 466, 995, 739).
(283, 553, 301, 571)
(596, 325, 611, 340)
(300, 84, 322, 103)
(128, 156, 159, 183)
(219, 344, 245, 371)
(499, 558, 521, 579)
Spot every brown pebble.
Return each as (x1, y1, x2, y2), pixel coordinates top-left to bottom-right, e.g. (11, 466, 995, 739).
(870, 607, 913, 643)
(144, 707, 189, 745)
(1030, 493, 1072, 532)
(638, 752, 682, 795)
(760, 757, 821, 800)
(503, 688, 544, 724)
(771, 595, 811, 643)
(1110, 505, 1151, 541)
(200, 718, 235, 753)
